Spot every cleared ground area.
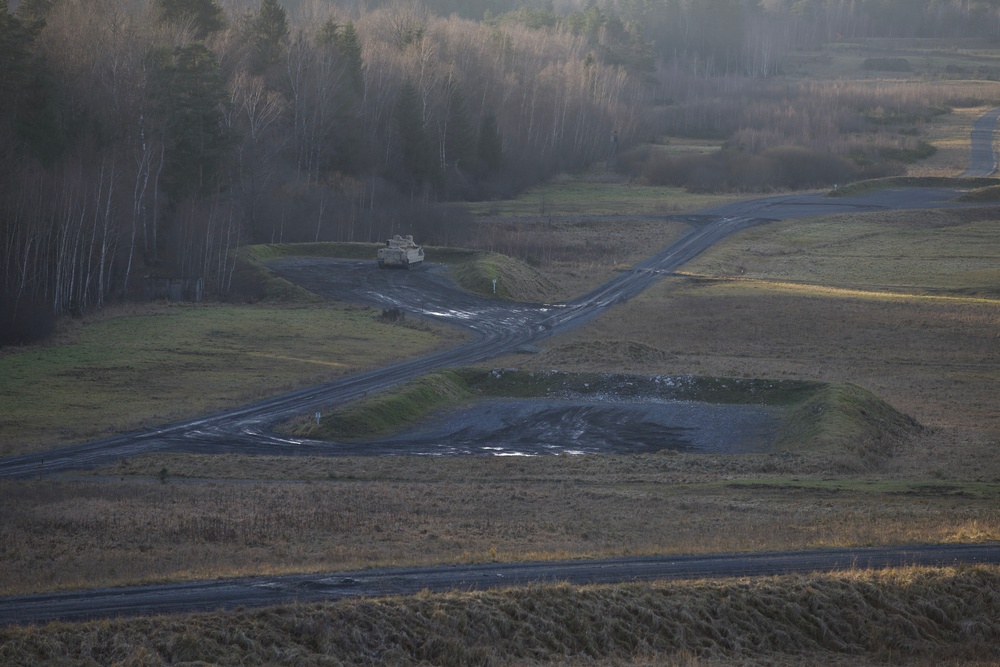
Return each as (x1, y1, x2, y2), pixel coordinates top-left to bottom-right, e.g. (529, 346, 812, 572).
(499, 205, 1000, 481)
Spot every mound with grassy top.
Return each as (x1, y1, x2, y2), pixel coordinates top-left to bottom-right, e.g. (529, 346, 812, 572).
(230, 246, 323, 303)
(450, 251, 556, 302)
(238, 242, 548, 304)
(289, 369, 918, 461)
(289, 368, 824, 442)
(957, 183, 1000, 202)
(829, 175, 998, 197)
(290, 371, 474, 441)
(3, 566, 998, 666)
(779, 383, 923, 467)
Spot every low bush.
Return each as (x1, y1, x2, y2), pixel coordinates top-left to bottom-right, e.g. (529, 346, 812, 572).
(862, 57, 913, 71)
(619, 145, 896, 193)
(0, 293, 55, 347)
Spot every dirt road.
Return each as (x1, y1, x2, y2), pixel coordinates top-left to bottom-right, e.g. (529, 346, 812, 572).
(2, 543, 998, 625)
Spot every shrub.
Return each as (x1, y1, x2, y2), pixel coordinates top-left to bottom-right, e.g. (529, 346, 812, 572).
(862, 57, 912, 72)
(619, 145, 865, 192)
(0, 293, 55, 347)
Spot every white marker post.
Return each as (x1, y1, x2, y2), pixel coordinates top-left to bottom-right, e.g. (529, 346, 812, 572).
(492, 278, 497, 294)
(315, 411, 321, 426)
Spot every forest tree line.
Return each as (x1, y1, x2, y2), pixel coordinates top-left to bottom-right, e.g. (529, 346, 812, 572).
(3, 0, 1000, 344)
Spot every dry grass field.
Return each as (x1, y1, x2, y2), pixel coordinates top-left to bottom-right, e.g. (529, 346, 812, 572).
(2, 565, 999, 666)
(502, 206, 1000, 481)
(911, 105, 995, 176)
(2, 455, 997, 597)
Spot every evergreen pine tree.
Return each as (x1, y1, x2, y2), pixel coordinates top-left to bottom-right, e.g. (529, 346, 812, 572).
(156, 0, 225, 39)
(395, 80, 439, 194)
(151, 43, 232, 201)
(444, 85, 475, 173)
(334, 21, 364, 95)
(252, 0, 288, 71)
(477, 112, 503, 176)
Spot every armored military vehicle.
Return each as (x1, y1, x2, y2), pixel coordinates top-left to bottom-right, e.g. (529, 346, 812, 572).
(377, 235, 424, 269)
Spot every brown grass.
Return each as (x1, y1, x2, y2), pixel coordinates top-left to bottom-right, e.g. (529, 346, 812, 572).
(910, 105, 993, 177)
(2, 566, 999, 666)
(3, 455, 999, 596)
(492, 203, 1000, 486)
(504, 278, 1000, 475)
(465, 217, 693, 300)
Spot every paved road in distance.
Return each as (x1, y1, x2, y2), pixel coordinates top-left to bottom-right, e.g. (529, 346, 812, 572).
(2, 543, 998, 626)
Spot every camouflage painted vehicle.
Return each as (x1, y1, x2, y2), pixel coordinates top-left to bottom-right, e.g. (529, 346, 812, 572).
(377, 235, 424, 269)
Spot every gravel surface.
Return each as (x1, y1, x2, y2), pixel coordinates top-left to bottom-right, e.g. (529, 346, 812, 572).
(370, 397, 783, 456)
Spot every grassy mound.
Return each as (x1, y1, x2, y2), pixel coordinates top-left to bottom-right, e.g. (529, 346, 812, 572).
(450, 252, 555, 302)
(956, 184, 1000, 202)
(536, 339, 677, 368)
(290, 370, 921, 461)
(829, 176, 999, 197)
(290, 368, 823, 441)
(3, 566, 999, 666)
(291, 370, 474, 441)
(778, 383, 923, 466)
(236, 242, 526, 303)
(229, 246, 325, 303)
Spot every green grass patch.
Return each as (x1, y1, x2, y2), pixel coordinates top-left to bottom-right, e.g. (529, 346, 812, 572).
(245, 242, 382, 262)
(306, 370, 924, 460)
(467, 179, 740, 217)
(0, 304, 449, 455)
(957, 184, 1000, 202)
(290, 368, 825, 441)
(777, 383, 923, 464)
(236, 243, 482, 303)
(458, 368, 823, 405)
(829, 175, 999, 197)
(450, 252, 554, 301)
(682, 206, 1000, 295)
(291, 370, 474, 441)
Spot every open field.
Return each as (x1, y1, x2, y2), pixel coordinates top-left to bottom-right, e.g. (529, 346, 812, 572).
(2, 565, 999, 666)
(466, 176, 741, 218)
(681, 206, 1000, 295)
(495, 205, 1000, 483)
(0, 303, 463, 456)
(0, 456, 997, 597)
(464, 216, 694, 301)
(784, 37, 1000, 82)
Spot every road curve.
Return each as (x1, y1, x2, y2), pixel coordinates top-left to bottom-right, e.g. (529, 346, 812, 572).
(2, 543, 998, 626)
(966, 107, 1000, 177)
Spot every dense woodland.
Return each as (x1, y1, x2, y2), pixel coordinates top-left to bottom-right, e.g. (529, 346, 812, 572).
(2, 0, 1000, 342)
